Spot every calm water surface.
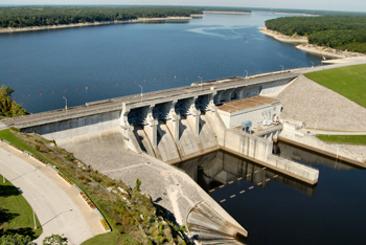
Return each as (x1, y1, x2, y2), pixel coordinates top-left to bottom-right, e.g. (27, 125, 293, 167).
(179, 145, 366, 245)
(0, 12, 321, 113)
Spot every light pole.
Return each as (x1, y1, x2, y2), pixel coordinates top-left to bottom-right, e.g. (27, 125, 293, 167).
(138, 84, 143, 103)
(244, 70, 248, 78)
(33, 210, 37, 230)
(62, 96, 68, 111)
(198, 76, 203, 90)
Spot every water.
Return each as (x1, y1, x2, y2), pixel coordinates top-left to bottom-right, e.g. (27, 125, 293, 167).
(178, 146, 366, 245)
(0, 11, 321, 113)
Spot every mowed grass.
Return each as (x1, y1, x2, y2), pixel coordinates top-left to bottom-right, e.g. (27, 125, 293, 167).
(306, 64, 366, 108)
(316, 135, 366, 145)
(0, 129, 51, 164)
(0, 175, 42, 237)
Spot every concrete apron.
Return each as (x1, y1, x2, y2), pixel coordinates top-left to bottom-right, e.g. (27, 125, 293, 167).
(279, 136, 366, 169)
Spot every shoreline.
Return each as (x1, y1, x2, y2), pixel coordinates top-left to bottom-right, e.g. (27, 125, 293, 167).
(260, 27, 308, 44)
(260, 27, 365, 59)
(0, 16, 193, 34)
(203, 10, 251, 15)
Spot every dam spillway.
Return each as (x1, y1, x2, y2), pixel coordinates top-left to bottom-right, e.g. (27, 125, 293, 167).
(1, 70, 320, 243)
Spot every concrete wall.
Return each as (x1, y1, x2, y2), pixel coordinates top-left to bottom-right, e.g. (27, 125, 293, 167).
(23, 110, 121, 137)
(223, 130, 273, 161)
(260, 78, 294, 97)
(43, 119, 120, 145)
(222, 129, 319, 185)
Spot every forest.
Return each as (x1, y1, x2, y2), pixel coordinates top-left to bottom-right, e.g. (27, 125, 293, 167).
(0, 6, 203, 28)
(265, 16, 366, 53)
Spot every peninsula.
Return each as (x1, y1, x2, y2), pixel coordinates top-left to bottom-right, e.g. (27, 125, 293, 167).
(0, 6, 202, 34)
(261, 16, 366, 59)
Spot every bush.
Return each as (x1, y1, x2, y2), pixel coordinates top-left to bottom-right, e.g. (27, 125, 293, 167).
(43, 234, 68, 245)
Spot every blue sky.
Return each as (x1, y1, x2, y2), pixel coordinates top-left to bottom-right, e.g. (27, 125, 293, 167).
(2, 0, 366, 12)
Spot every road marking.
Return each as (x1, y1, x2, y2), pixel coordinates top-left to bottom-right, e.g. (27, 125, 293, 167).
(246, 174, 251, 178)
(220, 199, 226, 203)
(257, 181, 263, 186)
(265, 178, 271, 182)
(209, 188, 216, 193)
(237, 177, 243, 181)
(273, 175, 279, 179)
(219, 184, 225, 189)
(228, 180, 234, 184)
(248, 186, 254, 190)
(239, 190, 246, 194)
(230, 194, 236, 199)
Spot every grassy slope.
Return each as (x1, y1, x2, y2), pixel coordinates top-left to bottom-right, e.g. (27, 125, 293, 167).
(0, 175, 42, 237)
(316, 135, 366, 145)
(305, 64, 366, 108)
(307, 64, 366, 145)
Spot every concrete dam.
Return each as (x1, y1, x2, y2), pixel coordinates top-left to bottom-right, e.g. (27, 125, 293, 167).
(3, 70, 320, 243)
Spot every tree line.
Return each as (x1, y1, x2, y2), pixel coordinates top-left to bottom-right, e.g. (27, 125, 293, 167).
(265, 16, 366, 53)
(0, 6, 203, 28)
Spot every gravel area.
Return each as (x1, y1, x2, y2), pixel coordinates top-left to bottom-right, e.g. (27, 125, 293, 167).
(336, 144, 366, 162)
(277, 75, 366, 131)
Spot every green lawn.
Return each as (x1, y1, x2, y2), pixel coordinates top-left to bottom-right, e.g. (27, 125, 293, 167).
(316, 135, 366, 145)
(306, 64, 366, 108)
(0, 129, 53, 165)
(0, 175, 42, 238)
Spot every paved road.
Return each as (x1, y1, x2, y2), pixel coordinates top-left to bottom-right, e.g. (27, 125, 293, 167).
(302, 129, 366, 135)
(0, 142, 106, 244)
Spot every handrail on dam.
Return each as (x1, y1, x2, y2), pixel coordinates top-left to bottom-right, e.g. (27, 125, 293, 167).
(1, 71, 298, 130)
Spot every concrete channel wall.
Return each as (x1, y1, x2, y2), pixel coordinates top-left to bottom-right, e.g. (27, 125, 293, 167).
(280, 123, 366, 168)
(222, 129, 319, 185)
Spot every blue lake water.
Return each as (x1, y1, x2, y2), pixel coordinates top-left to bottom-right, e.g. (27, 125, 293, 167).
(0, 11, 321, 113)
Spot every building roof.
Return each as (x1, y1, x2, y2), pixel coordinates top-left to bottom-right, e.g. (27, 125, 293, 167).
(217, 96, 280, 113)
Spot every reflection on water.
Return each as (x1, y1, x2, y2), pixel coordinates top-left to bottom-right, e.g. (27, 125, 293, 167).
(277, 142, 355, 170)
(178, 150, 315, 197)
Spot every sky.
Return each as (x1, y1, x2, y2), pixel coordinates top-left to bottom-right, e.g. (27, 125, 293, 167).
(2, 0, 366, 12)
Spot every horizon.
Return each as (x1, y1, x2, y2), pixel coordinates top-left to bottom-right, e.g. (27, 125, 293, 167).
(1, 0, 366, 13)
(0, 3, 365, 14)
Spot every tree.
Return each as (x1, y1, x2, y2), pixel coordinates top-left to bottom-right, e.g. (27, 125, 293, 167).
(0, 233, 35, 245)
(42, 234, 68, 245)
(0, 85, 27, 118)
